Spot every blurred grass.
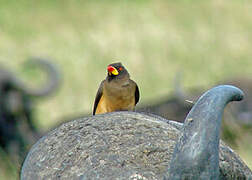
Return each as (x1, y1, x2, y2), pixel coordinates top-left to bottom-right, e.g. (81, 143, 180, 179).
(0, 0, 252, 179)
(0, 147, 18, 180)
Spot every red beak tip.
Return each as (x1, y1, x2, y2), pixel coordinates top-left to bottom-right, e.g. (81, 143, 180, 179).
(107, 66, 114, 72)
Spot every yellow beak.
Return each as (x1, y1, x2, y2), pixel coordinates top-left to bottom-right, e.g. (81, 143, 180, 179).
(107, 66, 119, 76)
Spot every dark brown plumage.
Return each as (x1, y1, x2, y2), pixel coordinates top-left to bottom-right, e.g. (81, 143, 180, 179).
(93, 62, 139, 115)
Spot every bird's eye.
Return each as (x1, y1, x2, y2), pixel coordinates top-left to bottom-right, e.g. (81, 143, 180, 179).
(119, 67, 123, 71)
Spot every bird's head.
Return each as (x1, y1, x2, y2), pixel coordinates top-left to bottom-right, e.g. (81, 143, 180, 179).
(107, 62, 129, 80)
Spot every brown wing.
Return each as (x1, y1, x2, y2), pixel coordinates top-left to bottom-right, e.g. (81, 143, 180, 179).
(134, 82, 140, 105)
(93, 80, 105, 115)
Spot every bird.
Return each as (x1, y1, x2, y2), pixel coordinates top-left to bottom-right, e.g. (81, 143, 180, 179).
(93, 62, 140, 115)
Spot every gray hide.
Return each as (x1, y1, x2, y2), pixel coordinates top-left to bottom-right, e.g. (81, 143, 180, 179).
(21, 85, 252, 179)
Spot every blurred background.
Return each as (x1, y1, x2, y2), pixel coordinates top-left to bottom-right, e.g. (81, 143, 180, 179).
(0, 0, 252, 179)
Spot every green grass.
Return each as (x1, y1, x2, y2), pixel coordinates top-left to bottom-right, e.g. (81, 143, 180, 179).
(0, 0, 252, 179)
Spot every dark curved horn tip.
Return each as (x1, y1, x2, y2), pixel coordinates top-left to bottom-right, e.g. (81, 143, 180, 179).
(218, 85, 244, 102)
(233, 93, 244, 101)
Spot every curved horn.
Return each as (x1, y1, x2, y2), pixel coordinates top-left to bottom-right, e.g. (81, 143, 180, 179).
(13, 57, 61, 97)
(166, 85, 244, 179)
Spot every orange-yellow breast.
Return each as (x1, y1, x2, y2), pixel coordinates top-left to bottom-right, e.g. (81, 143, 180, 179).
(95, 83, 136, 115)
